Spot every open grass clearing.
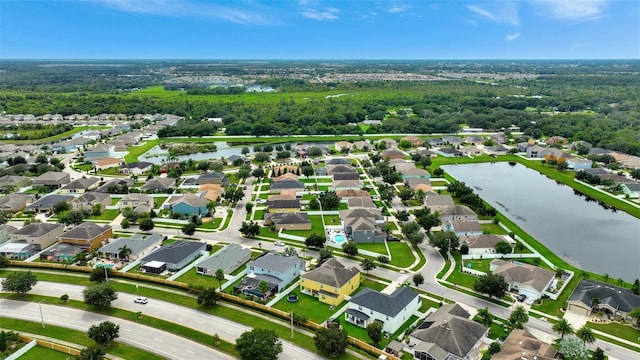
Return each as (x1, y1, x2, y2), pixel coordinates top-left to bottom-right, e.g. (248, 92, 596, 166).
(87, 209, 119, 221)
(176, 267, 224, 289)
(586, 322, 640, 347)
(15, 345, 74, 360)
(481, 223, 508, 235)
(387, 242, 415, 268)
(272, 291, 341, 323)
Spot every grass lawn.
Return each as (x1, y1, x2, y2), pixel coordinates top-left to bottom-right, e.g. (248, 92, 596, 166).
(200, 217, 223, 229)
(258, 193, 269, 199)
(446, 252, 481, 288)
(176, 268, 224, 289)
(280, 215, 324, 238)
(87, 209, 120, 221)
(387, 242, 416, 268)
(154, 197, 168, 207)
(14, 346, 73, 360)
(481, 223, 508, 235)
(360, 278, 388, 292)
(340, 315, 419, 349)
(110, 198, 120, 206)
(98, 167, 122, 176)
(74, 163, 94, 172)
(273, 291, 341, 323)
(124, 139, 161, 163)
(464, 259, 491, 274)
(532, 274, 581, 317)
(419, 298, 441, 313)
(357, 242, 387, 255)
(323, 214, 341, 225)
(429, 180, 448, 186)
(586, 322, 640, 347)
(253, 209, 265, 220)
(259, 227, 280, 239)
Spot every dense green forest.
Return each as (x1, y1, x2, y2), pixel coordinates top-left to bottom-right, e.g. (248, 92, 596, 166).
(0, 60, 638, 155)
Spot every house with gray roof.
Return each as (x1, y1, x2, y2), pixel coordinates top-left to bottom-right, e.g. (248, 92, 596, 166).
(120, 193, 154, 213)
(196, 244, 252, 276)
(71, 192, 111, 211)
(57, 222, 112, 249)
(98, 233, 164, 261)
(197, 171, 229, 186)
(270, 180, 305, 193)
(60, 177, 100, 194)
(0, 193, 35, 213)
(234, 251, 305, 298)
(340, 208, 386, 243)
(263, 212, 311, 230)
(442, 219, 483, 237)
(425, 194, 454, 212)
(141, 177, 177, 193)
(490, 260, 554, 300)
(10, 222, 64, 251)
(26, 194, 74, 213)
(435, 148, 464, 157)
(0, 175, 31, 191)
(120, 161, 153, 175)
(326, 164, 358, 175)
(266, 198, 301, 213)
(32, 171, 70, 188)
(0, 224, 17, 243)
(460, 234, 511, 255)
(621, 182, 640, 199)
(345, 287, 421, 334)
(439, 205, 478, 223)
(96, 178, 133, 193)
(410, 303, 488, 360)
(139, 240, 206, 271)
(567, 280, 640, 320)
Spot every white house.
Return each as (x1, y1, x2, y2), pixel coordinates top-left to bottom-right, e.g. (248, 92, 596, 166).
(345, 287, 420, 334)
(460, 234, 512, 255)
(490, 260, 555, 300)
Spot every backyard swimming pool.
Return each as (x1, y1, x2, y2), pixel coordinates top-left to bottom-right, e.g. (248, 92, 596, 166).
(333, 234, 346, 243)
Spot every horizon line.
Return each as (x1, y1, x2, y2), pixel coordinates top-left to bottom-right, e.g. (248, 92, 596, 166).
(1, 58, 639, 62)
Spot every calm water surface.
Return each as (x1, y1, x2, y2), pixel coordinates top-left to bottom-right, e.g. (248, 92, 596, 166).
(443, 162, 640, 281)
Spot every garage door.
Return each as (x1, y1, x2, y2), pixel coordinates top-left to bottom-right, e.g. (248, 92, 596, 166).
(567, 303, 590, 316)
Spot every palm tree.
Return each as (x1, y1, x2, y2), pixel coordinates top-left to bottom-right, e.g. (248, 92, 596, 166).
(591, 297, 601, 311)
(552, 317, 575, 340)
(580, 270, 590, 279)
(508, 305, 529, 329)
(118, 245, 132, 262)
(476, 307, 493, 328)
(603, 273, 610, 283)
(214, 268, 225, 291)
(628, 307, 640, 326)
(73, 252, 88, 266)
(576, 326, 596, 345)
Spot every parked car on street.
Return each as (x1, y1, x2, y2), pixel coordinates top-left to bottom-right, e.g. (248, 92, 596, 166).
(134, 297, 148, 304)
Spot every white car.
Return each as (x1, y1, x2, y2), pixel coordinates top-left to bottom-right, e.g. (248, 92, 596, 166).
(274, 241, 285, 246)
(134, 297, 148, 304)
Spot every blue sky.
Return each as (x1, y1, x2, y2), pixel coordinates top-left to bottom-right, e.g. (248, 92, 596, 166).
(1, 0, 638, 59)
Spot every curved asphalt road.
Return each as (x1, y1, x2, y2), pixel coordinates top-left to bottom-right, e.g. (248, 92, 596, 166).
(1, 281, 324, 360)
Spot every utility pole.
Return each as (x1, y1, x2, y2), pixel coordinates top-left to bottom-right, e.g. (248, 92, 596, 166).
(38, 299, 45, 328)
(291, 311, 294, 338)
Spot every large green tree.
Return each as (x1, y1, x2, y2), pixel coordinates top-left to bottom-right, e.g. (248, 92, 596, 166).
(1, 271, 37, 296)
(87, 321, 120, 346)
(235, 329, 283, 360)
(314, 325, 348, 357)
(552, 317, 575, 339)
(83, 283, 118, 309)
(473, 274, 509, 299)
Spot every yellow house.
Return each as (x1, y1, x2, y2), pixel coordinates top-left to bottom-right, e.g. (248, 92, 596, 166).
(300, 258, 361, 306)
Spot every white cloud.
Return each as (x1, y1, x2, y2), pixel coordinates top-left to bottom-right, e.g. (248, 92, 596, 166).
(301, 7, 340, 21)
(466, 1, 519, 26)
(92, 0, 273, 25)
(532, 0, 608, 21)
(387, 5, 408, 14)
(505, 32, 521, 42)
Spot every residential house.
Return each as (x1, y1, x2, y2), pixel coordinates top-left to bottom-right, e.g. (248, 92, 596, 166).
(227, 155, 251, 165)
(567, 280, 640, 320)
(400, 167, 430, 180)
(198, 183, 223, 202)
(333, 172, 360, 181)
(58, 222, 112, 250)
(336, 189, 370, 198)
(493, 329, 557, 360)
(93, 157, 123, 171)
(26, 194, 74, 213)
(159, 162, 181, 174)
(332, 179, 363, 191)
(345, 287, 420, 334)
(546, 136, 567, 146)
(10, 222, 64, 251)
(406, 177, 432, 191)
(235, 251, 305, 298)
(139, 240, 206, 272)
(0, 193, 35, 213)
(381, 148, 406, 160)
(464, 135, 484, 145)
(443, 220, 482, 237)
(0, 242, 37, 259)
(620, 182, 640, 199)
(483, 145, 510, 155)
(459, 146, 482, 156)
(96, 178, 133, 193)
(196, 243, 252, 276)
(435, 148, 463, 157)
(565, 157, 593, 171)
(425, 194, 454, 212)
(32, 171, 70, 188)
(401, 136, 424, 147)
(346, 197, 377, 209)
(439, 205, 478, 223)
(300, 258, 361, 306)
(334, 141, 353, 152)
(490, 259, 555, 300)
(0, 224, 17, 243)
(0, 175, 31, 191)
(377, 138, 397, 149)
(340, 208, 386, 243)
(71, 192, 111, 211)
(524, 145, 546, 158)
(84, 144, 115, 161)
(326, 158, 353, 166)
(266, 198, 301, 213)
(327, 164, 357, 176)
(197, 171, 229, 186)
(272, 172, 299, 182)
(167, 193, 209, 217)
(120, 161, 153, 175)
(353, 141, 370, 151)
(141, 177, 176, 193)
(427, 138, 445, 147)
(119, 193, 154, 213)
(490, 133, 507, 144)
(570, 140, 592, 152)
(263, 212, 311, 230)
(98, 233, 164, 261)
(60, 177, 100, 194)
(460, 234, 511, 255)
(410, 304, 488, 360)
(442, 136, 462, 146)
(414, 149, 437, 158)
(270, 180, 305, 194)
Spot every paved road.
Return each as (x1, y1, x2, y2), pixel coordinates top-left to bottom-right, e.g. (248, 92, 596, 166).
(2, 281, 324, 360)
(0, 299, 233, 360)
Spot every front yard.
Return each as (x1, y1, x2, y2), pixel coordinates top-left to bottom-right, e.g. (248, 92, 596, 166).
(176, 268, 225, 289)
(87, 209, 120, 221)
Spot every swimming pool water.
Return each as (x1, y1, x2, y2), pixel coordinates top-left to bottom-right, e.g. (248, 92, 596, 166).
(334, 235, 346, 243)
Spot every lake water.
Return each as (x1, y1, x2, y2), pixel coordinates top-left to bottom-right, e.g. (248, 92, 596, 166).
(139, 141, 336, 164)
(443, 162, 640, 281)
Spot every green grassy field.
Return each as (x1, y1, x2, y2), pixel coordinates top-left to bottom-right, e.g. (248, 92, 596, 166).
(0, 126, 108, 145)
(176, 268, 223, 289)
(13, 345, 73, 360)
(272, 291, 342, 323)
(87, 209, 119, 221)
(124, 139, 161, 163)
(387, 242, 416, 268)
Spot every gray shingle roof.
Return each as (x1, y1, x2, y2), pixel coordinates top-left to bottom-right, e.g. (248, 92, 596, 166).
(26, 194, 74, 210)
(266, 198, 301, 209)
(270, 180, 305, 190)
(350, 287, 419, 317)
(197, 244, 251, 272)
(59, 222, 111, 240)
(493, 261, 554, 293)
(302, 258, 359, 288)
(569, 280, 640, 313)
(247, 251, 304, 274)
(98, 233, 164, 256)
(13, 222, 63, 237)
(61, 177, 99, 190)
(264, 212, 310, 225)
(140, 240, 206, 264)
